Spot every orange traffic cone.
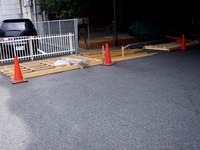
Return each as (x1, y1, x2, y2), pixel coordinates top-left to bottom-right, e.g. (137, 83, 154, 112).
(102, 43, 114, 66)
(11, 56, 28, 84)
(180, 34, 187, 50)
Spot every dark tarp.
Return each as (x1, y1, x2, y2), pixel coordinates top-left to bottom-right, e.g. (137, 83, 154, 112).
(128, 19, 199, 41)
(128, 20, 166, 41)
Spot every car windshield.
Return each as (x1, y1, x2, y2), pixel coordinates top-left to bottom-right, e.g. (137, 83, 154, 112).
(1, 22, 26, 31)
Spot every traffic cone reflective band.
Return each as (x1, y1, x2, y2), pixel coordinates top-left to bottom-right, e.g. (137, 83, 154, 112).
(11, 56, 28, 84)
(103, 43, 114, 66)
(180, 34, 187, 50)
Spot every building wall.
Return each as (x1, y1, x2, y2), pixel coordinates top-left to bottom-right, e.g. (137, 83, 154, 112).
(21, 0, 33, 20)
(0, 0, 42, 24)
(0, 0, 21, 20)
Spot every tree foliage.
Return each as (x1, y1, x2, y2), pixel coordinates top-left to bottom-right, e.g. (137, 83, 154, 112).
(38, 0, 89, 19)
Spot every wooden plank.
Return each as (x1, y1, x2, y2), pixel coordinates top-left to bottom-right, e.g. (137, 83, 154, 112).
(37, 61, 54, 67)
(81, 48, 143, 56)
(1, 49, 157, 79)
(144, 42, 180, 51)
(111, 52, 157, 62)
(0, 66, 13, 73)
(81, 49, 144, 59)
(10, 61, 102, 79)
(3, 55, 102, 79)
(20, 64, 37, 71)
(144, 42, 199, 51)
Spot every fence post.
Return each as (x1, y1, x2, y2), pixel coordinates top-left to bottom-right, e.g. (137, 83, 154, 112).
(13, 41, 16, 57)
(69, 33, 73, 53)
(59, 20, 62, 35)
(29, 38, 34, 60)
(48, 21, 50, 35)
(74, 18, 79, 54)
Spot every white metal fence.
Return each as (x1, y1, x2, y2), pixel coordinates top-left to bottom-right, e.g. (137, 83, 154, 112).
(0, 18, 79, 64)
(0, 33, 76, 64)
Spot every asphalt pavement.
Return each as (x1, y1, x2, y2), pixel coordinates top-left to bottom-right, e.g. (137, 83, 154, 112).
(0, 46, 200, 150)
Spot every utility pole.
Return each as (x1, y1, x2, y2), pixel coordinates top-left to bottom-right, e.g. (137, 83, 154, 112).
(113, 0, 118, 46)
(33, 0, 37, 28)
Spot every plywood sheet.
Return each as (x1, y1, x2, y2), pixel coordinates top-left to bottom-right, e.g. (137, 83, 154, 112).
(144, 42, 199, 51)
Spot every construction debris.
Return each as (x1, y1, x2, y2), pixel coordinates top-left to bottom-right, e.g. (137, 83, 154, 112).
(81, 48, 157, 62)
(0, 55, 102, 79)
(0, 48, 157, 80)
(53, 57, 89, 69)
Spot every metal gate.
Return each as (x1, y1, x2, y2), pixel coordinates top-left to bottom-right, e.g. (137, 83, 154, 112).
(0, 18, 79, 64)
(0, 33, 76, 64)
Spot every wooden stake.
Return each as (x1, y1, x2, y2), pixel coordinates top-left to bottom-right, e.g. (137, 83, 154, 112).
(121, 46, 124, 57)
(102, 45, 105, 57)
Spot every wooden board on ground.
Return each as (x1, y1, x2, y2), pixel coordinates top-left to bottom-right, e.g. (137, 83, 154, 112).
(0, 55, 103, 79)
(80, 48, 157, 62)
(0, 48, 157, 79)
(143, 41, 199, 51)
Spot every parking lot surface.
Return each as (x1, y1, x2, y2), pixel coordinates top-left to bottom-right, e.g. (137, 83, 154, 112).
(0, 47, 200, 150)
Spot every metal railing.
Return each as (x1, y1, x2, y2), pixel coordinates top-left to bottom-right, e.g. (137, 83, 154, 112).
(0, 33, 76, 64)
